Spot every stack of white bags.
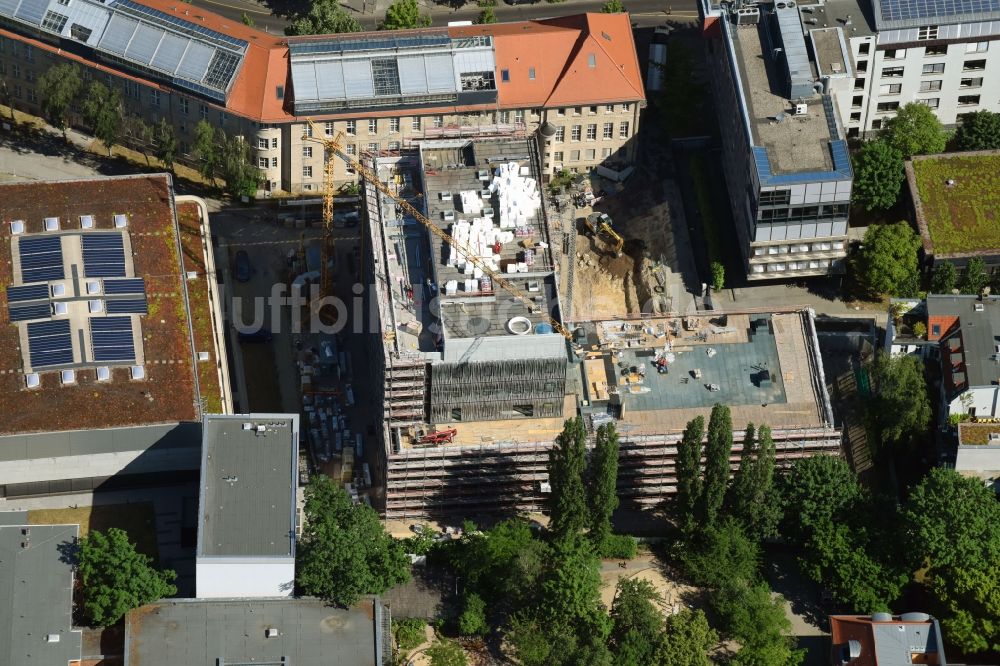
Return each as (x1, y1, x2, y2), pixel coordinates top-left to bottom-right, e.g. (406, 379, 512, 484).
(489, 162, 541, 231)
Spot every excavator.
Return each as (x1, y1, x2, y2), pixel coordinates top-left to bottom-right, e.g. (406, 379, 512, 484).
(582, 211, 624, 258)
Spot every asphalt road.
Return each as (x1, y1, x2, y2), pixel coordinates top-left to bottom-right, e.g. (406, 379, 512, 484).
(189, 0, 699, 35)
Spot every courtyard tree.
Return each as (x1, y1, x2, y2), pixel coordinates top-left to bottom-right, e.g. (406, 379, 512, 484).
(609, 578, 664, 665)
(37, 63, 83, 136)
(867, 350, 930, 451)
(699, 404, 733, 527)
(601, 0, 625, 11)
(286, 0, 362, 35)
(548, 417, 588, 542)
(193, 120, 219, 183)
(729, 424, 780, 540)
(153, 119, 178, 171)
(675, 415, 705, 533)
(476, 6, 497, 23)
(903, 468, 1000, 654)
(711, 261, 725, 291)
(882, 102, 948, 157)
(296, 475, 410, 607)
(218, 132, 262, 199)
(713, 582, 804, 666)
(380, 0, 430, 30)
(930, 262, 957, 294)
(954, 109, 1000, 152)
(77, 527, 177, 626)
(857, 221, 921, 297)
(654, 609, 717, 666)
(959, 256, 989, 295)
(80, 81, 123, 156)
(852, 140, 905, 211)
(588, 423, 620, 552)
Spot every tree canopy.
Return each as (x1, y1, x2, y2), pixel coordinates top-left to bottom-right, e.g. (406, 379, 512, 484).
(77, 528, 177, 626)
(476, 6, 496, 23)
(954, 109, 1000, 152)
(217, 132, 262, 198)
(852, 140, 905, 211)
(882, 102, 948, 157)
(857, 221, 921, 297)
(153, 119, 178, 171)
(286, 0, 362, 35)
(588, 423, 620, 552)
(80, 81, 123, 156)
(601, 0, 626, 11)
(959, 256, 989, 295)
(676, 415, 704, 534)
(930, 262, 957, 294)
(609, 578, 664, 666)
(728, 424, 780, 540)
(903, 468, 1000, 654)
(548, 417, 589, 542)
(866, 350, 930, 451)
(193, 120, 219, 182)
(380, 0, 431, 30)
(655, 609, 717, 666)
(699, 404, 733, 527)
(296, 475, 410, 606)
(37, 63, 83, 134)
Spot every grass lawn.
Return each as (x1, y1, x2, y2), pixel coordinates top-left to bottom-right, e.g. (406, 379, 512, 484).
(28, 503, 159, 562)
(913, 153, 1000, 254)
(689, 152, 724, 264)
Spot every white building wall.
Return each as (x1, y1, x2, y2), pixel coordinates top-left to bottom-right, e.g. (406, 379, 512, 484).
(949, 386, 1000, 418)
(195, 558, 295, 598)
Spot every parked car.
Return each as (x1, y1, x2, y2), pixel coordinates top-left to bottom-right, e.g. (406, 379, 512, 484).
(233, 250, 252, 282)
(238, 328, 273, 343)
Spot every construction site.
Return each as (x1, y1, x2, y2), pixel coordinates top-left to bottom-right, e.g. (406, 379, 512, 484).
(361, 137, 840, 518)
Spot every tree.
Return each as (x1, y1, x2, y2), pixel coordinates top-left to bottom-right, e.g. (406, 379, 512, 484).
(727, 423, 756, 519)
(458, 592, 488, 636)
(77, 528, 177, 626)
(548, 417, 588, 542)
(153, 119, 178, 171)
(380, 0, 430, 30)
(857, 221, 921, 297)
(675, 416, 704, 534)
(122, 114, 153, 165)
(866, 350, 930, 451)
(882, 102, 948, 157)
(728, 424, 780, 540)
(217, 132, 262, 198)
(852, 140, 905, 211)
(588, 423, 620, 552)
(426, 639, 468, 666)
(193, 120, 219, 182)
(537, 537, 610, 641)
(80, 81, 123, 156)
(954, 109, 1000, 152)
(476, 6, 496, 22)
(601, 0, 625, 11)
(710, 261, 725, 291)
(959, 256, 989, 295)
(508, 614, 556, 666)
(681, 518, 760, 590)
(609, 578, 663, 665)
(903, 468, 1000, 654)
(930, 262, 957, 294)
(37, 63, 83, 136)
(286, 0, 362, 35)
(713, 582, 803, 666)
(241, 11, 255, 26)
(699, 404, 732, 527)
(779, 455, 863, 533)
(296, 475, 410, 607)
(654, 609, 717, 666)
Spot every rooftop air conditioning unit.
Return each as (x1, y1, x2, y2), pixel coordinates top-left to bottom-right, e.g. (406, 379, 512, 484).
(975, 303, 985, 312)
(795, 103, 808, 115)
(265, 628, 279, 638)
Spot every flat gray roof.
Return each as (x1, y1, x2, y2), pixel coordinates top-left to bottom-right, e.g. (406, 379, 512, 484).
(730, 21, 835, 174)
(798, 0, 876, 38)
(198, 414, 298, 559)
(0, 523, 82, 666)
(0, 422, 200, 462)
(126, 597, 386, 666)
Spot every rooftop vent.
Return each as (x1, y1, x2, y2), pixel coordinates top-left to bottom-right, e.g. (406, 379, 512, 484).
(187, 271, 199, 280)
(88, 300, 104, 313)
(114, 214, 128, 228)
(51, 283, 66, 297)
(52, 302, 68, 316)
(60, 369, 76, 385)
(265, 628, 279, 638)
(242, 422, 254, 430)
(795, 103, 808, 115)
(899, 612, 931, 622)
(96, 367, 111, 382)
(79, 215, 95, 229)
(975, 303, 985, 312)
(44, 217, 60, 231)
(85, 280, 101, 295)
(872, 612, 893, 622)
(130, 365, 145, 380)
(45, 634, 61, 643)
(198, 351, 210, 362)
(25, 373, 40, 389)
(10, 220, 25, 235)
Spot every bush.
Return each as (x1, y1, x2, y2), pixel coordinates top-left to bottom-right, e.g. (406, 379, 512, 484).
(711, 261, 725, 291)
(912, 321, 927, 339)
(458, 592, 489, 636)
(426, 639, 467, 666)
(600, 533, 638, 559)
(394, 617, 426, 651)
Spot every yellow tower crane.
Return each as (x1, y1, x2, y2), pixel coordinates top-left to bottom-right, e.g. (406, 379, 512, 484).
(311, 126, 576, 343)
(301, 120, 340, 302)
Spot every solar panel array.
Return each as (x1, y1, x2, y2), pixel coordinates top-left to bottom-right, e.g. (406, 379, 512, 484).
(9, 302, 51, 322)
(878, 0, 1000, 22)
(91, 317, 136, 362)
(82, 234, 127, 278)
(106, 298, 148, 314)
(7, 283, 50, 303)
(103, 278, 145, 295)
(18, 236, 64, 283)
(27, 319, 73, 368)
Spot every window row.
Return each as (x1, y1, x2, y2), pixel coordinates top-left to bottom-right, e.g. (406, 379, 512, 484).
(551, 147, 614, 163)
(553, 122, 631, 142)
(753, 240, 846, 257)
(555, 104, 631, 116)
(757, 204, 849, 223)
(882, 59, 988, 78)
(750, 259, 835, 273)
(883, 42, 989, 60)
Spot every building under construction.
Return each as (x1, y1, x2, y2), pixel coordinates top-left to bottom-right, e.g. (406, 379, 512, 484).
(362, 139, 841, 518)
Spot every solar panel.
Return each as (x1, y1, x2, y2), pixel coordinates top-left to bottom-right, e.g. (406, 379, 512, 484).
(27, 319, 73, 368)
(8, 302, 51, 322)
(82, 234, 127, 278)
(7, 283, 50, 302)
(90, 316, 135, 362)
(878, 0, 1000, 22)
(105, 298, 148, 314)
(18, 236, 64, 283)
(102, 278, 145, 295)
(202, 49, 242, 90)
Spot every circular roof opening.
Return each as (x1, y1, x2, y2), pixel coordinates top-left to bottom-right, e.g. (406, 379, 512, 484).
(507, 316, 532, 335)
(464, 316, 491, 336)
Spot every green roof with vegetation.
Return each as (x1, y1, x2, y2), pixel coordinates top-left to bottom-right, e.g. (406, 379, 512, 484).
(912, 153, 1000, 254)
